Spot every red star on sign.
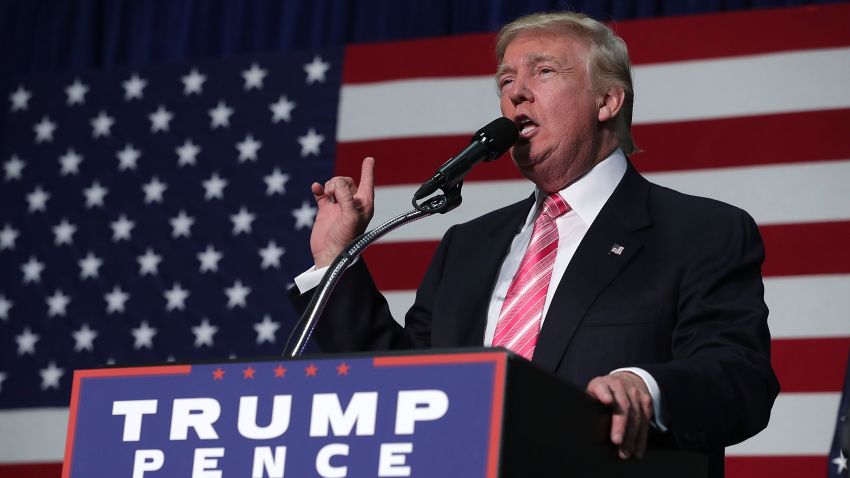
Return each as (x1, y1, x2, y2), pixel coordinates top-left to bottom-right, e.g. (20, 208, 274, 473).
(273, 365, 287, 378)
(305, 363, 318, 377)
(243, 366, 256, 379)
(212, 368, 225, 380)
(336, 362, 350, 375)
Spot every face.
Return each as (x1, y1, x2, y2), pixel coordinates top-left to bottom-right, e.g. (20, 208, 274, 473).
(498, 32, 611, 192)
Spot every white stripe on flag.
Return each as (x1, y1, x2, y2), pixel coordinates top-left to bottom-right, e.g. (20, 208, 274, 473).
(338, 47, 850, 141)
(0, 407, 68, 463)
(385, 275, 850, 338)
(371, 160, 850, 243)
(725, 392, 841, 456)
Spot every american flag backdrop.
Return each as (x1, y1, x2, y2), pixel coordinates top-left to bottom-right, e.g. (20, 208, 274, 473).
(1, 3, 850, 477)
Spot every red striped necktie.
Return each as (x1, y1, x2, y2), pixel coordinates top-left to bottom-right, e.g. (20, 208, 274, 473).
(492, 193, 571, 360)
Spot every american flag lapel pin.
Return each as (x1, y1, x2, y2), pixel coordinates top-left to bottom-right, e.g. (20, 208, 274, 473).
(609, 243, 625, 255)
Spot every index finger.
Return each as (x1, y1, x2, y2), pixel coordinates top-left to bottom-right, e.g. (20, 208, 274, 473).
(358, 157, 375, 195)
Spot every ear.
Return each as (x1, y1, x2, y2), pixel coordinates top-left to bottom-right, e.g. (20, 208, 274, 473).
(597, 85, 625, 123)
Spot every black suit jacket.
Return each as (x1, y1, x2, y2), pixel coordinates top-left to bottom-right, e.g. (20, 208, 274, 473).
(295, 163, 779, 475)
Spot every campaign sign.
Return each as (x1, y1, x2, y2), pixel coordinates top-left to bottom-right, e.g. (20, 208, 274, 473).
(62, 351, 507, 478)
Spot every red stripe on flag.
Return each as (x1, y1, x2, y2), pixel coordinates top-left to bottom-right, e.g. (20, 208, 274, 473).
(336, 109, 850, 185)
(364, 222, 850, 291)
(364, 241, 437, 291)
(343, 33, 496, 84)
(0, 463, 62, 477)
(772, 337, 850, 392)
(761, 221, 850, 277)
(619, 4, 850, 65)
(342, 4, 850, 84)
(725, 455, 827, 478)
(633, 109, 850, 173)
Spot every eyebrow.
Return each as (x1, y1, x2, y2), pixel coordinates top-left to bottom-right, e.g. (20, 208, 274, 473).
(496, 53, 562, 78)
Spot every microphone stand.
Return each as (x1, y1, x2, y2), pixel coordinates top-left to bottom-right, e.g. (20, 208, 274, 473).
(283, 183, 463, 357)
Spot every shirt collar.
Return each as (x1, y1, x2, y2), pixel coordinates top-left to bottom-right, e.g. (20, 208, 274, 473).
(531, 148, 628, 226)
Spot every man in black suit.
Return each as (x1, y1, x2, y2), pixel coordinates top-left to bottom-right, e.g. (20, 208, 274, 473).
(293, 11, 778, 474)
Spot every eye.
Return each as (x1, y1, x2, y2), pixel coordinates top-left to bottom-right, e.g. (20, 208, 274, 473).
(499, 77, 514, 89)
(539, 67, 554, 75)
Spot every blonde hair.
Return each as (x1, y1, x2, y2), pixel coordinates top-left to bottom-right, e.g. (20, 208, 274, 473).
(496, 12, 638, 155)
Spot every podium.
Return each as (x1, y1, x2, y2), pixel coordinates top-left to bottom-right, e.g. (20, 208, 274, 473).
(62, 349, 707, 477)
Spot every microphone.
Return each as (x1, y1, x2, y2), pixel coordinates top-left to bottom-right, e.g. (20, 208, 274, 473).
(414, 117, 519, 200)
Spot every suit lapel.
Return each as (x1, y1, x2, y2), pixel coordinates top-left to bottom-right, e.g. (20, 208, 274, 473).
(533, 164, 653, 373)
(449, 195, 534, 346)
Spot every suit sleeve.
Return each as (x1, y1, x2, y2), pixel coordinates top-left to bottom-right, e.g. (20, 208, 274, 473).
(639, 208, 780, 448)
(289, 225, 458, 352)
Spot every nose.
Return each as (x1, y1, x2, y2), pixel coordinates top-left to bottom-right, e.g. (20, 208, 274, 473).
(507, 77, 533, 106)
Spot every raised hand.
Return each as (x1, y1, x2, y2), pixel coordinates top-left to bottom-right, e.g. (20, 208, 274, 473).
(309, 157, 376, 267)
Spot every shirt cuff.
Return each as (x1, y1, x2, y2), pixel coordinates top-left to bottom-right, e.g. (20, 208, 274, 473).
(293, 266, 329, 293)
(611, 367, 668, 432)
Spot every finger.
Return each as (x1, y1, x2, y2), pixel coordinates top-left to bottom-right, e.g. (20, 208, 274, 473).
(311, 182, 325, 200)
(357, 157, 376, 198)
(608, 383, 630, 449)
(619, 388, 642, 459)
(586, 378, 613, 404)
(635, 393, 653, 458)
(324, 177, 355, 205)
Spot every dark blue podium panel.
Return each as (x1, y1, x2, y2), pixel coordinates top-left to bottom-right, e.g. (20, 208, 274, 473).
(63, 352, 507, 478)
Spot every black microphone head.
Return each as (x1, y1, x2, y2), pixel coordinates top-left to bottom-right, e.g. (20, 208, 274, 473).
(473, 117, 519, 161)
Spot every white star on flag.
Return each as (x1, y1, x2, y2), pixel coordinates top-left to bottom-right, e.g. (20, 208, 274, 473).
(149, 105, 174, 132)
(304, 55, 330, 84)
(230, 207, 255, 235)
(254, 315, 281, 344)
(170, 211, 195, 238)
(72, 324, 98, 352)
(111, 215, 135, 242)
(83, 181, 108, 208)
(198, 245, 223, 273)
(0, 295, 12, 320)
(117, 144, 141, 170)
(264, 168, 290, 195)
(242, 63, 268, 90)
(91, 111, 115, 138)
(123, 74, 147, 100)
(34, 116, 57, 143)
(9, 85, 31, 111)
(209, 101, 234, 128)
(59, 149, 83, 176)
(21, 257, 45, 284)
(65, 79, 89, 105)
(104, 286, 130, 314)
(202, 173, 227, 200)
(131, 321, 157, 349)
(78, 252, 103, 279)
(46, 290, 70, 317)
(176, 139, 201, 166)
(192, 318, 219, 348)
(137, 249, 162, 276)
(26, 186, 50, 212)
(39, 362, 64, 390)
(142, 176, 168, 204)
(292, 200, 318, 230)
(182, 68, 206, 95)
(4, 155, 25, 181)
(16, 328, 39, 355)
(297, 127, 324, 156)
(52, 219, 76, 245)
(259, 240, 285, 269)
(270, 95, 296, 123)
(236, 134, 262, 162)
(0, 372, 6, 393)
(834, 450, 848, 474)
(225, 280, 251, 309)
(164, 283, 190, 311)
(0, 224, 19, 250)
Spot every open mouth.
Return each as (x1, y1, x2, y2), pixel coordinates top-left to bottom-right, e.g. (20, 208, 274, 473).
(515, 116, 538, 139)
